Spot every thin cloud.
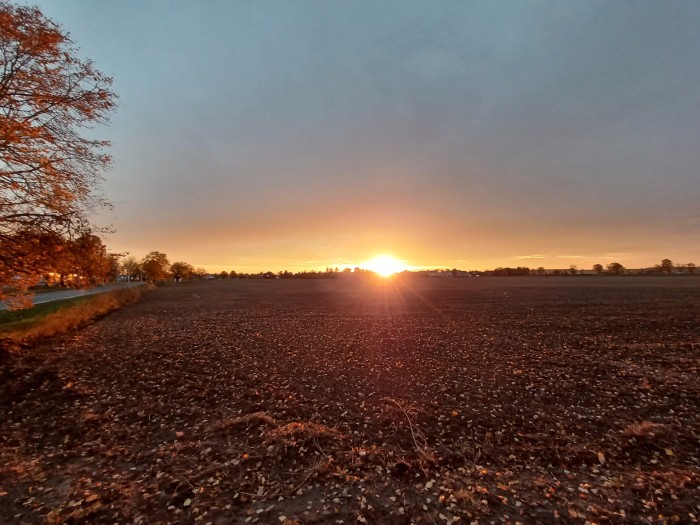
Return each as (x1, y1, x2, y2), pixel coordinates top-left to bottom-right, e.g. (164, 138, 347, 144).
(514, 254, 547, 260)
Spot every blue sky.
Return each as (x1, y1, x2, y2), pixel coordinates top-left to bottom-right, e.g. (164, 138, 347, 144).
(29, 1, 700, 271)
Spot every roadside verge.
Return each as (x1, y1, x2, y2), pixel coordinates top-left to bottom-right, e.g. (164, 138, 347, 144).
(0, 284, 155, 348)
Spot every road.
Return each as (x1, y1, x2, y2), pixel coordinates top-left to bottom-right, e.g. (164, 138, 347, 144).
(0, 282, 146, 310)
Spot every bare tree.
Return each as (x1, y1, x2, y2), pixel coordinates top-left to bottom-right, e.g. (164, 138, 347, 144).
(121, 256, 141, 281)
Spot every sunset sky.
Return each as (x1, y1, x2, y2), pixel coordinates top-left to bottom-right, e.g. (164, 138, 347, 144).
(30, 1, 700, 272)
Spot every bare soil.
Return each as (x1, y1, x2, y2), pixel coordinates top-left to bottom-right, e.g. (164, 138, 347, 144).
(1, 276, 699, 524)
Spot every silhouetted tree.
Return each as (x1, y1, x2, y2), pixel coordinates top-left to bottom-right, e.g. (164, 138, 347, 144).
(607, 262, 624, 275)
(491, 267, 531, 276)
(687, 263, 696, 275)
(170, 261, 194, 281)
(660, 259, 673, 274)
(593, 264, 603, 274)
(121, 256, 141, 281)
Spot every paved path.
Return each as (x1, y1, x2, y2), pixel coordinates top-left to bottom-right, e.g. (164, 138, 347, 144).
(1, 282, 146, 310)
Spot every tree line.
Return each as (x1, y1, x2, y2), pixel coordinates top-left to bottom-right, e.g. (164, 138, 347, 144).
(121, 254, 356, 282)
(482, 259, 696, 277)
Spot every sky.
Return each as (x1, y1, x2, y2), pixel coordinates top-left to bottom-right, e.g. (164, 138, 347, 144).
(28, 1, 700, 272)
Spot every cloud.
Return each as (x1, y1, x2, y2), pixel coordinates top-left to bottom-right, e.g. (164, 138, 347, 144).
(514, 254, 546, 260)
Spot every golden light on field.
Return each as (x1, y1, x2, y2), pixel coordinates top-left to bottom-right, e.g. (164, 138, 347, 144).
(361, 255, 409, 277)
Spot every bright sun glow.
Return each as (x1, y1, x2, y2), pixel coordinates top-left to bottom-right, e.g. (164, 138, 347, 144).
(362, 255, 409, 277)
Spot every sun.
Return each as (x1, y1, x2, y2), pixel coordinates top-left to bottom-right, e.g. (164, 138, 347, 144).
(361, 255, 409, 277)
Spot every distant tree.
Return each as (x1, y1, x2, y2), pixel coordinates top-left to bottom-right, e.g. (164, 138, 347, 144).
(170, 261, 194, 281)
(688, 262, 696, 275)
(0, 3, 116, 299)
(491, 266, 531, 276)
(219, 270, 228, 279)
(194, 267, 207, 279)
(607, 262, 624, 275)
(593, 264, 603, 274)
(121, 256, 141, 281)
(229, 270, 237, 279)
(660, 258, 673, 274)
(141, 251, 170, 281)
(537, 266, 546, 275)
(569, 264, 578, 275)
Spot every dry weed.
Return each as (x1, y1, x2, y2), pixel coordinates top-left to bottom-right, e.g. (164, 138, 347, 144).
(622, 421, 675, 440)
(213, 412, 278, 432)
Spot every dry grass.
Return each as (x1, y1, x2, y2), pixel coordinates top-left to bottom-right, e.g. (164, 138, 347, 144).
(0, 284, 154, 346)
(622, 421, 675, 441)
(265, 421, 343, 443)
(213, 412, 278, 432)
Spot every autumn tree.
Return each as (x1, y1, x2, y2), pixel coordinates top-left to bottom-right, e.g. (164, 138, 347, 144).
(66, 232, 111, 285)
(0, 2, 116, 299)
(170, 261, 194, 281)
(141, 251, 170, 281)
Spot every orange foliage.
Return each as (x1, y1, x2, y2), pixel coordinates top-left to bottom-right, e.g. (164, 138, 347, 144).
(0, 2, 117, 300)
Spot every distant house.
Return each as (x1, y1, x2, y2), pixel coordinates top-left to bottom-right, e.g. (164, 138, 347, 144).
(427, 270, 452, 278)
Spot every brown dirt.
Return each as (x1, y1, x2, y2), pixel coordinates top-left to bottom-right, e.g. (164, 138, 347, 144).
(1, 276, 699, 524)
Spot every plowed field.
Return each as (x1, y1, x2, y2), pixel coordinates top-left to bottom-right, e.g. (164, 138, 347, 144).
(1, 277, 699, 524)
